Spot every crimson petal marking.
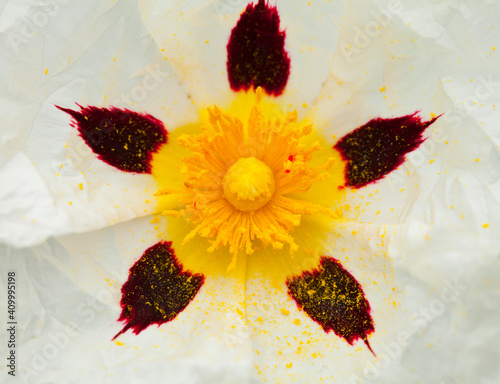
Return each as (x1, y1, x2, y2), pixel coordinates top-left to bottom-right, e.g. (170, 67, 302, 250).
(286, 257, 375, 354)
(227, 0, 290, 96)
(335, 113, 441, 188)
(58, 105, 167, 173)
(113, 241, 204, 339)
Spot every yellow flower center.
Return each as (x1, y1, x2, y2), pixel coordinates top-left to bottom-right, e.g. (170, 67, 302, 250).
(222, 157, 275, 212)
(152, 88, 346, 273)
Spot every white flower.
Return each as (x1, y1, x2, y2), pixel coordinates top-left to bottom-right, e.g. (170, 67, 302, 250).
(1, 1, 499, 383)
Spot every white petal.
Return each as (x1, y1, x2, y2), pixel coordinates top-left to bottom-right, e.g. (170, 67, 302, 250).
(244, 223, 397, 383)
(0, 0, 195, 246)
(2, 216, 253, 383)
(139, 0, 346, 114)
(0, 152, 71, 246)
(307, 0, 500, 381)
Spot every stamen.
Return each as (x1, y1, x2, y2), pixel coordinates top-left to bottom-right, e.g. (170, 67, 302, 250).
(161, 88, 337, 270)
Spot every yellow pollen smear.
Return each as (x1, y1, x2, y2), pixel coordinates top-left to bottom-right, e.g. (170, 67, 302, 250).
(223, 157, 275, 212)
(153, 88, 345, 273)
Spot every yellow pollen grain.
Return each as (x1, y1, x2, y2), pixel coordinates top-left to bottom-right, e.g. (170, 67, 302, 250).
(380, 86, 386, 92)
(286, 363, 293, 368)
(79, 183, 83, 190)
(482, 223, 489, 228)
(293, 319, 301, 325)
(280, 308, 290, 316)
(115, 341, 124, 346)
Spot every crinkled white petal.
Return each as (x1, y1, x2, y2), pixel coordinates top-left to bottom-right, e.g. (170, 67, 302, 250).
(0, 216, 253, 383)
(0, 0, 195, 247)
(308, 0, 500, 382)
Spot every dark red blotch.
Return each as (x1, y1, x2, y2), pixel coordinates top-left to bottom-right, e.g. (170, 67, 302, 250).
(335, 113, 441, 188)
(286, 257, 375, 354)
(227, 0, 290, 96)
(113, 241, 204, 339)
(58, 105, 167, 173)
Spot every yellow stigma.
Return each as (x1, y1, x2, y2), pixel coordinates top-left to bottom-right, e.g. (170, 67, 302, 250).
(223, 157, 275, 212)
(153, 87, 343, 271)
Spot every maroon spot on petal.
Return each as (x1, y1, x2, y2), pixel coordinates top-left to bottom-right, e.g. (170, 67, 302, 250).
(334, 113, 441, 188)
(286, 256, 375, 354)
(58, 105, 167, 173)
(227, 0, 290, 96)
(113, 241, 204, 339)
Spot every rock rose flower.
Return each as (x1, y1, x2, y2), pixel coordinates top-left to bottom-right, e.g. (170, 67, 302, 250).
(1, 0, 499, 383)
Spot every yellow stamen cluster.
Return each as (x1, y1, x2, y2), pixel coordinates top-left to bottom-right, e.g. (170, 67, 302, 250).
(158, 89, 335, 270)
